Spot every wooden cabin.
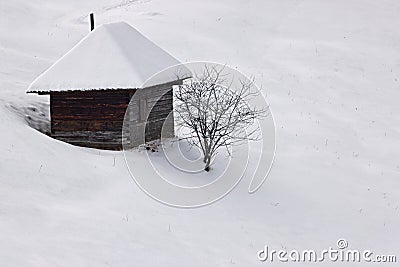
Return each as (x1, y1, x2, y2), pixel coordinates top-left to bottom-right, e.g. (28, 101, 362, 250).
(27, 22, 190, 150)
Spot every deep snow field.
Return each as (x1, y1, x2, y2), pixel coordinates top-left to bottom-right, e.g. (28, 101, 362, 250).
(1, 0, 400, 266)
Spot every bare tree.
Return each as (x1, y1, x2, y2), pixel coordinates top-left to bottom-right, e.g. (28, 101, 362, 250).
(174, 65, 266, 171)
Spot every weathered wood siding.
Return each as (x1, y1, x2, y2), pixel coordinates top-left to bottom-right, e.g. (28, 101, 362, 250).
(123, 82, 177, 148)
(49, 81, 181, 150)
(50, 89, 134, 149)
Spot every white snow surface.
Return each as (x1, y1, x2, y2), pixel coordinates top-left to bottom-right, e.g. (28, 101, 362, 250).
(1, 0, 400, 266)
(27, 21, 190, 93)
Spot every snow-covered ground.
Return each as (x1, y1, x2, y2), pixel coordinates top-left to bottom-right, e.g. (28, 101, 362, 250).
(1, 0, 400, 266)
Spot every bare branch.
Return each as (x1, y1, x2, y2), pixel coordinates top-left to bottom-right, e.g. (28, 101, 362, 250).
(174, 64, 267, 171)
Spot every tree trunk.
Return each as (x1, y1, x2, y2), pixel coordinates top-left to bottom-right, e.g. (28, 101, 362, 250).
(204, 155, 211, 172)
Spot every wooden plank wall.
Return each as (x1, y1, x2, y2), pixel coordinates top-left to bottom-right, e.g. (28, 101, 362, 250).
(50, 89, 135, 149)
(123, 83, 177, 148)
(49, 80, 182, 150)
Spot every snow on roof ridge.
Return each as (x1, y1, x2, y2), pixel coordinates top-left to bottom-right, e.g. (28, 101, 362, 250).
(100, 22, 145, 85)
(102, 22, 167, 85)
(27, 21, 189, 93)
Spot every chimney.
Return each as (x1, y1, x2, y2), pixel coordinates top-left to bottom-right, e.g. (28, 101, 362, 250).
(89, 13, 94, 31)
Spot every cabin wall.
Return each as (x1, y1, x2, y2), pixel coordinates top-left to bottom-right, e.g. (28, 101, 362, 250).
(49, 81, 180, 150)
(50, 89, 134, 149)
(124, 84, 175, 148)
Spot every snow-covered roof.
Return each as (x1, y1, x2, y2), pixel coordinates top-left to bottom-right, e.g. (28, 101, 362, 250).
(27, 22, 190, 93)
